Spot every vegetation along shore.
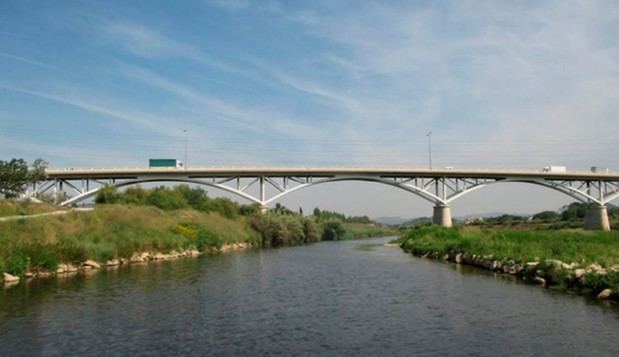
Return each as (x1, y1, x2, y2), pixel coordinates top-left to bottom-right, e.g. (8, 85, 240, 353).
(0, 185, 395, 285)
(397, 225, 619, 302)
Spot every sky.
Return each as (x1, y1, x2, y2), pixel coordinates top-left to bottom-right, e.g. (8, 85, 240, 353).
(1, 0, 618, 218)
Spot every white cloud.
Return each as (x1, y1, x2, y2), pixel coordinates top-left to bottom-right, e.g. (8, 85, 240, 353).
(206, 0, 251, 11)
(0, 52, 63, 72)
(0, 83, 183, 138)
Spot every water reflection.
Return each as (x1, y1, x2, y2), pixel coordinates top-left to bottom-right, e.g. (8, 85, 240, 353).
(1, 238, 619, 356)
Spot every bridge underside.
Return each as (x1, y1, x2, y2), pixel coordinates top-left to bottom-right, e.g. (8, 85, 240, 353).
(31, 171, 619, 231)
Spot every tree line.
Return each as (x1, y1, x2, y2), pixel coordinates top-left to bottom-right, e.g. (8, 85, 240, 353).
(94, 185, 382, 247)
(0, 158, 48, 198)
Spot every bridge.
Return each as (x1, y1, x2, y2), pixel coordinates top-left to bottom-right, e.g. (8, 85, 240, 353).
(31, 167, 619, 231)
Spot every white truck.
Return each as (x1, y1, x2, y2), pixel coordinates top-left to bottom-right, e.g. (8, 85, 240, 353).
(542, 166, 567, 173)
(590, 166, 610, 174)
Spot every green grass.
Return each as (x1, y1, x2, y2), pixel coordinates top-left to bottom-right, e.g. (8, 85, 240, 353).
(399, 225, 619, 296)
(341, 223, 398, 240)
(398, 225, 619, 267)
(0, 204, 260, 276)
(0, 200, 63, 217)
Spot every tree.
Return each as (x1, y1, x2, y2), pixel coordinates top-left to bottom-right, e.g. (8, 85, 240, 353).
(303, 218, 320, 243)
(174, 185, 208, 209)
(0, 158, 30, 198)
(145, 186, 188, 210)
(240, 203, 261, 216)
(532, 210, 561, 222)
(561, 202, 589, 221)
(29, 158, 48, 183)
(122, 186, 148, 204)
(273, 202, 294, 215)
(95, 185, 121, 204)
(322, 220, 346, 241)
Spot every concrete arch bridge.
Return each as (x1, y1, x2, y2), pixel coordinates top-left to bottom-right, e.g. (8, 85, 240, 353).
(33, 167, 619, 231)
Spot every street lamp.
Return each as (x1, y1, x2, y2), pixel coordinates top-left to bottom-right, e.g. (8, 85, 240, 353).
(183, 129, 188, 170)
(426, 131, 432, 169)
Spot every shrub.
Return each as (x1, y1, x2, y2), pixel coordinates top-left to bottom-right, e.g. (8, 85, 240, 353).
(240, 203, 261, 216)
(24, 245, 59, 271)
(196, 228, 221, 251)
(121, 186, 148, 205)
(174, 185, 208, 209)
(95, 185, 121, 204)
(171, 222, 222, 251)
(4, 251, 29, 276)
(582, 271, 619, 296)
(322, 220, 345, 241)
(209, 198, 239, 219)
(303, 218, 321, 243)
(57, 238, 88, 264)
(146, 186, 188, 210)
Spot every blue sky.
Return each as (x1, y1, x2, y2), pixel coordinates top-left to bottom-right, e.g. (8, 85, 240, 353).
(1, 0, 618, 216)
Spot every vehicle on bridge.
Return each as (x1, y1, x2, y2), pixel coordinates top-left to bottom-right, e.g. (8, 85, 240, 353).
(148, 159, 183, 168)
(543, 166, 567, 173)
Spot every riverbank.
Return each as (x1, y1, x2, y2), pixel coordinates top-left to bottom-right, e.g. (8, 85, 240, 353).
(0, 200, 395, 285)
(0, 204, 261, 285)
(0, 200, 64, 217)
(397, 225, 619, 301)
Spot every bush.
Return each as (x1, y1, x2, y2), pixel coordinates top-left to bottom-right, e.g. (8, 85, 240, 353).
(322, 220, 346, 241)
(174, 185, 208, 209)
(303, 218, 321, 243)
(208, 198, 239, 219)
(121, 187, 148, 205)
(532, 210, 561, 222)
(196, 228, 222, 251)
(57, 238, 88, 264)
(146, 187, 188, 210)
(24, 245, 59, 271)
(240, 203, 261, 216)
(4, 251, 29, 276)
(582, 271, 619, 296)
(171, 222, 223, 251)
(95, 185, 121, 204)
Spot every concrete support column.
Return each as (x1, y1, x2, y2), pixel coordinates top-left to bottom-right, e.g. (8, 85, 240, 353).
(432, 205, 453, 228)
(584, 205, 611, 231)
(260, 205, 269, 214)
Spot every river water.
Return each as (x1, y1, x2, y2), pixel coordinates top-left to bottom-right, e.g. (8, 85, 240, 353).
(1, 237, 619, 356)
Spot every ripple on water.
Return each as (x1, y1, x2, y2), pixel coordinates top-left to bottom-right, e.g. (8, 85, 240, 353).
(1, 237, 619, 356)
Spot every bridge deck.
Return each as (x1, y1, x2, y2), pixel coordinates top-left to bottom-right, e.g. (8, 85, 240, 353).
(45, 167, 619, 181)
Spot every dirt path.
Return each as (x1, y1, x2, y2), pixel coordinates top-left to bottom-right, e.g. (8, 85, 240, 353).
(0, 208, 93, 222)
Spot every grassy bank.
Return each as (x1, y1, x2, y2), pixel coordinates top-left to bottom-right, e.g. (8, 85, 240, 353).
(0, 186, 396, 279)
(398, 225, 619, 298)
(398, 225, 619, 266)
(0, 200, 64, 217)
(0, 204, 260, 276)
(341, 223, 396, 240)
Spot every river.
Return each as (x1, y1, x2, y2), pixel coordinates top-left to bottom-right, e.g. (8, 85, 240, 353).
(1, 237, 619, 356)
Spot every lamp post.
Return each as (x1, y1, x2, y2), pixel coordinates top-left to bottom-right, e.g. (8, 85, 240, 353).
(183, 129, 188, 171)
(426, 131, 433, 169)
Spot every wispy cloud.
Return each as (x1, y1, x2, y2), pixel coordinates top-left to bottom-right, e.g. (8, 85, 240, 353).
(117, 63, 330, 141)
(100, 21, 253, 77)
(0, 52, 63, 71)
(0, 83, 183, 138)
(206, 0, 251, 12)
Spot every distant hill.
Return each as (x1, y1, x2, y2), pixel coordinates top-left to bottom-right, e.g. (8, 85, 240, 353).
(400, 217, 432, 226)
(373, 216, 409, 226)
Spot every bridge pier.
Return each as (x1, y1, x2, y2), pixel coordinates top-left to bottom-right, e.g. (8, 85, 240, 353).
(432, 205, 453, 228)
(584, 205, 611, 231)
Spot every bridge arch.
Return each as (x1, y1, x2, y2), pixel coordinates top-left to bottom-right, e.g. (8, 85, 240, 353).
(60, 177, 263, 206)
(263, 176, 441, 206)
(445, 178, 600, 206)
